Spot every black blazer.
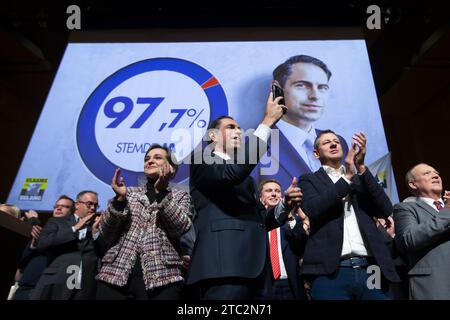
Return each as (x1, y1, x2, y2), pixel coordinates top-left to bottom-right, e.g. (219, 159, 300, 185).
(17, 242, 47, 287)
(298, 168, 399, 283)
(279, 217, 308, 299)
(187, 138, 282, 285)
(31, 215, 100, 300)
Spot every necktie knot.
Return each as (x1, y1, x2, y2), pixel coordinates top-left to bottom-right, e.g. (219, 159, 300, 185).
(434, 200, 443, 211)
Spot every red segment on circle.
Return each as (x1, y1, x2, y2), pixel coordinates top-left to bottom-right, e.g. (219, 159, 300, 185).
(201, 76, 219, 89)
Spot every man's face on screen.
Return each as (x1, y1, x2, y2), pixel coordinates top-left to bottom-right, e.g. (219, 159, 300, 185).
(282, 62, 330, 128)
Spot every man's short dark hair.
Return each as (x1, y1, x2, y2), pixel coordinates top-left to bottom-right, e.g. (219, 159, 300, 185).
(258, 179, 282, 195)
(76, 190, 98, 201)
(206, 115, 234, 144)
(313, 129, 337, 149)
(207, 115, 234, 130)
(145, 143, 179, 177)
(56, 194, 75, 213)
(273, 55, 332, 88)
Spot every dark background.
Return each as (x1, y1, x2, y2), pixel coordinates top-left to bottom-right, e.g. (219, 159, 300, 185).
(1, 0, 450, 205)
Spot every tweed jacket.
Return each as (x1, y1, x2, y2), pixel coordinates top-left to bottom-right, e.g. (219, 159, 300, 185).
(96, 186, 192, 290)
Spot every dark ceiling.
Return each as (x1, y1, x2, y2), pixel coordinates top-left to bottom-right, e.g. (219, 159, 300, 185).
(1, 0, 450, 202)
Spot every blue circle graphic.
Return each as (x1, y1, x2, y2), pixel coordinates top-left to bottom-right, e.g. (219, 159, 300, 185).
(77, 57, 228, 185)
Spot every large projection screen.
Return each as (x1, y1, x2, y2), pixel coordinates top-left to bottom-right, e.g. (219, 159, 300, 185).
(7, 28, 398, 210)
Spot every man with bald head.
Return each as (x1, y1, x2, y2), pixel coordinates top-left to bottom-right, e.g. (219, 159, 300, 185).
(394, 163, 450, 299)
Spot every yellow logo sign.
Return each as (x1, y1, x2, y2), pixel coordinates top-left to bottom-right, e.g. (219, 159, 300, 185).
(19, 178, 48, 201)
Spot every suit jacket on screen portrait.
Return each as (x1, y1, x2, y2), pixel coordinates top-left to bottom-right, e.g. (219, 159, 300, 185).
(251, 127, 349, 189)
(394, 199, 450, 300)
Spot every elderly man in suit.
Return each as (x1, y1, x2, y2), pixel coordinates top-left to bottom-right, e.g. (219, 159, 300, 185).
(187, 92, 302, 300)
(394, 163, 450, 300)
(298, 129, 399, 299)
(32, 190, 101, 300)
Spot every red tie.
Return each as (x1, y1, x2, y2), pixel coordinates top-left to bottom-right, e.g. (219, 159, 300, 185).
(434, 201, 443, 211)
(269, 229, 281, 280)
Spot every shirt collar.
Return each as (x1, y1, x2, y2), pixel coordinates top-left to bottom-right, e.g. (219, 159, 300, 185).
(276, 119, 315, 146)
(323, 165, 346, 177)
(213, 150, 231, 160)
(419, 197, 444, 208)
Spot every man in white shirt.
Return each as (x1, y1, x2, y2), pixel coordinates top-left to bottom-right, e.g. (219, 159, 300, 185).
(394, 163, 450, 299)
(253, 55, 349, 189)
(298, 130, 399, 300)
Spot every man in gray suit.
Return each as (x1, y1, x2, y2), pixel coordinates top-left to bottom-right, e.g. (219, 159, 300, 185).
(394, 163, 450, 299)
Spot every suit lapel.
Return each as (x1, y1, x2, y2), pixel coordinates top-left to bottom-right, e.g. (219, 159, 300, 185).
(67, 214, 77, 228)
(316, 167, 349, 212)
(350, 174, 364, 193)
(316, 167, 333, 186)
(280, 226, 288, 251)
(416, 199, 438, 218)
(269, 129, 312, 179)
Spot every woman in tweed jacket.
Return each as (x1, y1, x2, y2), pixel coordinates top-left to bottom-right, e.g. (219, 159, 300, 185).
(96, 144, 192, 299)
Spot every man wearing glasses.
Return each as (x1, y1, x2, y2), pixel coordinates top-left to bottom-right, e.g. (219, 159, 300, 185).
(32, 190, 102, 300)
(13, 195, 75, 300)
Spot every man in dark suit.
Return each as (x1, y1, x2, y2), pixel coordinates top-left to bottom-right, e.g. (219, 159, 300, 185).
(32, 190, 102, 300)
(299, 130, 399, 299)
(259, 179, 308, 300)
(252, 55, 348, 189)
(187, 93, 303, 300)
(394, 163, 450, 299)
(13, 195, 75, 300)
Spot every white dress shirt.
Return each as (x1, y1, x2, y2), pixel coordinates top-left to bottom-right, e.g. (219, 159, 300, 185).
(323, 165, 371, 258)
